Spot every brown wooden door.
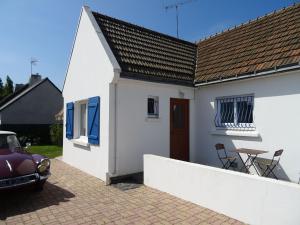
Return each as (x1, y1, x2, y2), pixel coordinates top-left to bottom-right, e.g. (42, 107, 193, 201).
(170, 98, 189, 161)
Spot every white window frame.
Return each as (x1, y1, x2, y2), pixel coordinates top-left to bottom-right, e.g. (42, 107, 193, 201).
(215, 94, 254, 129)
(147, 96, 159, 118)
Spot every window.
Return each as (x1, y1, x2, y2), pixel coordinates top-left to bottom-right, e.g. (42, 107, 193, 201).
(215, 95, 254, 128)
(67, 97, 100, 145)
(80, 103, 87, 136)
(147, 96, 159, 118)
(0, 134, 21, 150)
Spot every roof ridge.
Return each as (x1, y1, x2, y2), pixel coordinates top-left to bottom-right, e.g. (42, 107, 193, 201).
(0, 78, 48, 111)
(197, 2, 300, 44)
(92, 11, 197, 47)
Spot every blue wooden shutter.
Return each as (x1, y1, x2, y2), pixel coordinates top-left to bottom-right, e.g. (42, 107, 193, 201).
(88, 96, 100, 145)
(66, 102, 74, 139)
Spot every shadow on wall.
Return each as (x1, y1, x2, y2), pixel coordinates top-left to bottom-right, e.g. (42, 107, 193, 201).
(252, 71, 300, 98)
(209, 139, 290, 182)
(194, 72, 300, 183)
(254, 158, 290, 182)
(196, 93, 291, 182)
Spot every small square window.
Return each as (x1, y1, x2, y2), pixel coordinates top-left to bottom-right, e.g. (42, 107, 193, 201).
(147, 97, 159, 118)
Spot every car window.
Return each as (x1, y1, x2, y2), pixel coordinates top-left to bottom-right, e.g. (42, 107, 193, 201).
(7, 135, 21, 150)
(0, 134, 21, 150)
(0, 135, 9, 149)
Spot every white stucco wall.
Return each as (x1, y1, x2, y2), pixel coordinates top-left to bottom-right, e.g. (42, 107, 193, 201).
(195, 70, 300, 183)
(114, 78, 196, 176)
(62, 7, 120, 181)
(144, 154, 300, 225)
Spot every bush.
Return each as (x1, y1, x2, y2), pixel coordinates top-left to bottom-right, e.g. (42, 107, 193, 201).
(50, 124, 63, 146)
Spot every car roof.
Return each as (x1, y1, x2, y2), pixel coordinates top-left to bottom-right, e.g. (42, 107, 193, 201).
(0, 131, 16, 135)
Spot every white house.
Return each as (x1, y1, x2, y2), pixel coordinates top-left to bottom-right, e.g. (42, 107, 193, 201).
(63, 4, 300, 184)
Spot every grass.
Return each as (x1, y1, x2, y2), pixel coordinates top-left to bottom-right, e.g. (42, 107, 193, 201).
(27, 145, 62, 159)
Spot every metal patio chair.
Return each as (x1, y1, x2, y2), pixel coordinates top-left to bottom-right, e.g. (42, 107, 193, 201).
(215, 143, 237, 169)
(257, 149, 284, 179)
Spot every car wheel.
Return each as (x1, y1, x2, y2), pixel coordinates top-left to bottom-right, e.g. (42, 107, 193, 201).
(34, 181, 46, 192)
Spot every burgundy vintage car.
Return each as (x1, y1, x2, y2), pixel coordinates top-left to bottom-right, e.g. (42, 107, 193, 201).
(0, 131, 50, 191)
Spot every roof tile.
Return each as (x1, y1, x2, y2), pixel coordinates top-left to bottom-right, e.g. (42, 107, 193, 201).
(91, 4, 300, 85)
(93, 12, 197, 85)
(195, 4, 300, 83)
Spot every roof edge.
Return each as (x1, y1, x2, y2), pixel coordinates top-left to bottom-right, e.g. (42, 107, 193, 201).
(92, 11, 196, 47)
(88, 8, 121, 73)
(62, 6, 84, 93)
(62, 6, 122, 93)
(0, 78, 60, 111)
(195, 62, 300, 87)
(121, 72, 194, 87)
(197, 2, 300, 44)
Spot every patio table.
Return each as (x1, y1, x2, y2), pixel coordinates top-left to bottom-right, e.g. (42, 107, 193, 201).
(231, 148, 268, 174)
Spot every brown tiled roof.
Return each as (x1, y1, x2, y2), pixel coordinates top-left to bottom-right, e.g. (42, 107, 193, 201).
(195, 3, 300, 83)
(93, 12, 197, 86)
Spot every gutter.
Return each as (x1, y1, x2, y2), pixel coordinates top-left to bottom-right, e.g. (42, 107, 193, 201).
(194, 62, 300, 87)
(106, 70, 120, 184)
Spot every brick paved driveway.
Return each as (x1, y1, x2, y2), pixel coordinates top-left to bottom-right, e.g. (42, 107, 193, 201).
(0, 159, 244, 225)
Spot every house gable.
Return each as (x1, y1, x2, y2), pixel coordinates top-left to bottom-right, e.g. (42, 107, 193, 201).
(63, 6, 121, 96)
(62, 6, 118, 181)
(0, 79, 63, 124)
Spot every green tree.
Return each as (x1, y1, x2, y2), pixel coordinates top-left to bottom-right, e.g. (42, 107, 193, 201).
(50, 124, 63, 146)
(4, 75, 13, 96)
(0, 78, 3, 98)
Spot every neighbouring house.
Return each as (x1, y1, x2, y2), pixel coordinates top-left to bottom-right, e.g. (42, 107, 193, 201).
(55, 109, 64, 123)
(0, 74, 63, 144)
(63, 4, 300, 183)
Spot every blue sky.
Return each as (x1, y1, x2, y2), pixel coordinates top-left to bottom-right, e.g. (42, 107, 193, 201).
(0, 0, 298, 90)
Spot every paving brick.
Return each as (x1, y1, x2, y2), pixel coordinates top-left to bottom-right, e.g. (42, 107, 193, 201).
(0, 159, 245, 225)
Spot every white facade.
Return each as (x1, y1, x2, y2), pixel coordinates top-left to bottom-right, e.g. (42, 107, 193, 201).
(62, 6, 196, 182)
(62, 6, 120, 181)
(114, 78, 196, 176)
(195, 70, 300, 183)
(63, 6, 300, 184)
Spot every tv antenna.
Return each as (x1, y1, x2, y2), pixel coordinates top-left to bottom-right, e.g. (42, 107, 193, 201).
(30, 57, 38, 75)
(165, 0, 197, 38)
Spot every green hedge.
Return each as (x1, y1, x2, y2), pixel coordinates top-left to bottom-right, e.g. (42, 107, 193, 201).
(0, 124, 52, 145)
(50, 124, 63, 146)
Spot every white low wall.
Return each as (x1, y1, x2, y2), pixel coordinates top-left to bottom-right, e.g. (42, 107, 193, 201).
(144, 154, 300, 225)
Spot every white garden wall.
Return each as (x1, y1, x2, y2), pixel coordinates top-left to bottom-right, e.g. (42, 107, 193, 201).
(144, 154, 300, 225)
(62, 6, 120, 181)
(195, 70, 300, 183)
(114, 78, 196, 176)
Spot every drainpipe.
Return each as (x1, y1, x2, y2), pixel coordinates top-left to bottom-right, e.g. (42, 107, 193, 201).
(113, 82, 118, 175)
(106, 69, 120, 184)
(112, 69, 121, 177)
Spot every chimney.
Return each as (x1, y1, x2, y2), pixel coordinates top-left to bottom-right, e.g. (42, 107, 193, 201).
(15, 84, 25, 92)
(29, 73, 42, 86)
